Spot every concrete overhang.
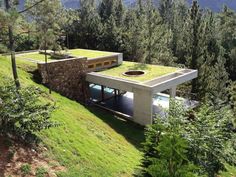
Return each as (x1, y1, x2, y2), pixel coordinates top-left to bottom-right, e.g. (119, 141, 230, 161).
(86, 69, 198, 94)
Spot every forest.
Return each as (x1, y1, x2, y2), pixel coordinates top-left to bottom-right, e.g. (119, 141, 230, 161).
(0, 0, 236, 177)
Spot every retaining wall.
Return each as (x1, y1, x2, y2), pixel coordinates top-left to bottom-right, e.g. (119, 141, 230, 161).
(37, 52, 123, 103)
(38, 57, 89, 103)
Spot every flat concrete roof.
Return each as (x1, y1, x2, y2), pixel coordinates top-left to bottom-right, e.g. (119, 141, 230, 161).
(86, 63, 198, 94)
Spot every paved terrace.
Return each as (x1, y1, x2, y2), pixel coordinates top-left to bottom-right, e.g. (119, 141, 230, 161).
(86, 62, 198, 125)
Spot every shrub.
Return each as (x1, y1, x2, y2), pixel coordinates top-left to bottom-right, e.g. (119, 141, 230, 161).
(142, 101, 236, 177)
(143, 101, 198, 177)
(185, 104, 236, 177)
(36, 167, 48, 177)
(228, 81, 236, 126)
(20, 164, 31, 176)
(0, 80, 59, 142)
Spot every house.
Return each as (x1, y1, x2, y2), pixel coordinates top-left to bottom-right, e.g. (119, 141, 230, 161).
(37, 49, 198, 125)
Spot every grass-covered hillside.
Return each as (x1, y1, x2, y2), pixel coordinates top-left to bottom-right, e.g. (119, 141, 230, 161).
(0, 56, 144, 177)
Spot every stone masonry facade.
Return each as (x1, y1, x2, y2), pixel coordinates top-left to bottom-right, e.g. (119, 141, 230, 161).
(37, 53, 122, 103)
(38, 58, 89, 103)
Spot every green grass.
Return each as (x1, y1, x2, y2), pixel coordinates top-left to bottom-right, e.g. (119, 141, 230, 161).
(15, 52, 56, 62)
(99, 61, 179, 82)
(14, 49, 115, 63)
(68, 49, 115, 59)
(219, 164, 236, 177)
(0, 56, 144, 177)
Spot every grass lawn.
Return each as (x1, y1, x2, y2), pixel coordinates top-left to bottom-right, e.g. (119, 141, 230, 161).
(15, 52, 56, 62)
(14, 49, 116, 63)
(219, 164, 236, 177)
(99, 61, 179, 82)
(68, 49, 115, 59)
(0, 56, 144, 177)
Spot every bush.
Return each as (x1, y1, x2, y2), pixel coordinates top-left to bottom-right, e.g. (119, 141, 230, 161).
(185, 104, 236, 177)
(228, 82, 236, 126)
(0, 80, 59, 142)
(143, 101, 198, 177)
(36, 167, 48, 177)
(20, 164, 31, 176)
(142, 101, 236, 177)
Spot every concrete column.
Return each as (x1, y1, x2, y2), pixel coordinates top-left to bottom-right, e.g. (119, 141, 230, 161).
(101, 85, 105, 101)
(133, 88, 153, 125)
(169, 86, 177, 109)
(170, 86, 177, 98)
(114, 89, 117, 98)
(117, 53, 123, 65)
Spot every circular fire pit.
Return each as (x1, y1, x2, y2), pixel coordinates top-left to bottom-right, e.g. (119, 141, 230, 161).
(123, 70, 145, 77)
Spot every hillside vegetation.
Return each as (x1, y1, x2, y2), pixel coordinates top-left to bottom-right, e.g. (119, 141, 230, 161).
(0, 56, 144, 177)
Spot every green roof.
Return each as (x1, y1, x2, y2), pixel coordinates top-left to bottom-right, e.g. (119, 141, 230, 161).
(15, 52, 55, 62)
(98, 61, 179, 82)
(68, 49, 115, 59)
(14, 49, 116, 63)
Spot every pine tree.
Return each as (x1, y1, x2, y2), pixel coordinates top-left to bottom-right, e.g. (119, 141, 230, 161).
(98, 0, 125, 51)
(122, 9, 146, 62)
(198, 11, 229, 102)
(218, 6, 236, 81)
(121, 0, 148, 62)
(78, 0, 102, 49)
(171, 0, 188, 59)
(145, 0, 174, 65)
(158, 0, 174, 27)
(185, 1, 203, 95)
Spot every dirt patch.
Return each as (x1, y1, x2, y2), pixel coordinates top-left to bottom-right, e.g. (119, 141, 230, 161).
(0, 136, 66, 177)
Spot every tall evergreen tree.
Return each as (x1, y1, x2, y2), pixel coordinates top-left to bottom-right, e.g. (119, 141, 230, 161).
(218, 6, 236, 81)
(121, 0, 147, 62)
(185, 1, 203, 95)
(98, 0, 125, 51)
(78, 0, 102, 49)
(198, 11, 229, 102)
(171, 0, 188, 59)
(158, 0, 174, 27)
(122, 8, 146, 62)
(145, 0, 174, 65)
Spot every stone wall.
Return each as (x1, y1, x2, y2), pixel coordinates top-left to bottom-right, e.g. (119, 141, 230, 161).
(38, 58, 89, 103)
(37, 53, 123, 103)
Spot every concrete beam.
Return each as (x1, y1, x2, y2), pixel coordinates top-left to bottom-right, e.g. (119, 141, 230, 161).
(86, 73, 148, 92)
(170, 86, 177, 98)
(133, 88, 153, 125)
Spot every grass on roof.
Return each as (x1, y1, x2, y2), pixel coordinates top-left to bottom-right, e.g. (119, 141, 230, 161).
(0, 56, 144, 177)
(99, 61, 179, 82)
(68, 49, 115, 59)
(14, 49, 115, 62)
(15, 52, 56, 62)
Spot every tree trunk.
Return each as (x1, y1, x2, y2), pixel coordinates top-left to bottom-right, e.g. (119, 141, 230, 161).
(44, 47, 51, 94)
(5, 0, 20, 88)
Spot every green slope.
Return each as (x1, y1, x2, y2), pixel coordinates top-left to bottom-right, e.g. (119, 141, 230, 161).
(0, 56, 144, 177)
